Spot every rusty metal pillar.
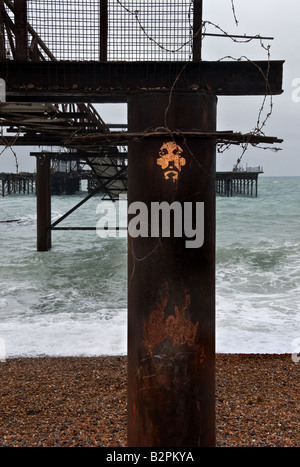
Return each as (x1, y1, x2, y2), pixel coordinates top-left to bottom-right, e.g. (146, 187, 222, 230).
(36, 154, 51, 252)
(100, 0, 108, 61)
(127, 91, 217, 447)
(0, 0, 6, 60)
(14, 0, 28, 61)
(193, 0, 203, 61)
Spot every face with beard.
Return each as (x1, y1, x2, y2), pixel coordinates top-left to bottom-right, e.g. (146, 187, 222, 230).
(156, 141, 186, 183)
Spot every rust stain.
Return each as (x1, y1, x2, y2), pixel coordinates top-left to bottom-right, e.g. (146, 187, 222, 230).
(198, 344, 205, 364)
(132, 402, 137, 428)
(142, 288, 198, 356)
(156, 141, 186, 183)
(156, 373, 169, 386)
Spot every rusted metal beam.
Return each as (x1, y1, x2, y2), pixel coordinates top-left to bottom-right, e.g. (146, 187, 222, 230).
(0, 60, 284, 102)
(127, 91, 216, 447)
(50, 184, 103, 230)
(0, 135, 66, 145)
(66, 130, 283, 147)
(14, 0, 28, 61)
(193, 0, 203, 62)
(100, 0, 108, 61)
(36, 153, 51, 251)
(0, 0, 6, 60)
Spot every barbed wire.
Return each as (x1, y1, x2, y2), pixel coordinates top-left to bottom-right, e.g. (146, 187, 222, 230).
(116, 0, 271, 52)
(115, 0, 275, 171)
(216, 43, 274, 170)
(230, 0, 239, 26)
(0, 0, 278, 189)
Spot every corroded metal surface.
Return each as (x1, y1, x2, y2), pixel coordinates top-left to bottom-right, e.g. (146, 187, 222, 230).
(36, 153, 51, 251)
(127, 91, 216, 447)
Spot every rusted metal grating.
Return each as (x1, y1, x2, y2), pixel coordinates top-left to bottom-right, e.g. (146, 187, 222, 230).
(24, 0, 193, 62)
(107, 0, 194, 61)
(27, 0, 101, 61)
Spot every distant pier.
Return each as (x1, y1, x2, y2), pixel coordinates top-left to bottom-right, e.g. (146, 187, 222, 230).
(1, 166, 264, 197)
(0, 172, 36, 196)
(216, 166, 264, 197)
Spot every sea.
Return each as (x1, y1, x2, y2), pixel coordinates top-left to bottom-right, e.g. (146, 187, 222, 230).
(0, 176, 299, 358)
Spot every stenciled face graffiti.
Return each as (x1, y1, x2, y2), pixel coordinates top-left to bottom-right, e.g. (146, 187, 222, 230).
(156, 141, 186, 183)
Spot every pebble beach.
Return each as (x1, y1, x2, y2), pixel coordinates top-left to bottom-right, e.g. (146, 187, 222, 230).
(0, 354, 298, 447)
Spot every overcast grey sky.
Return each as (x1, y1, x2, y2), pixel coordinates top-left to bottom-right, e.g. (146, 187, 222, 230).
(0, 0, 298, 176)
(204, 0, 299, 176)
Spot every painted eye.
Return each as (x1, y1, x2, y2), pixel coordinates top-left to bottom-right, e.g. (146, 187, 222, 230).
(173, 147, 183, 156)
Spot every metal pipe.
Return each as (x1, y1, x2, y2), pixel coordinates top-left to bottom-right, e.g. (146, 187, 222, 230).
(0, 0, 6, 60)
(36, 153, 51, 251)
(127, 91, 216, 447)
(193, 0, 203, 62)
(100, 0, 108, 61)
(50, 184, 103, 229)
(14, 0, 28, 60)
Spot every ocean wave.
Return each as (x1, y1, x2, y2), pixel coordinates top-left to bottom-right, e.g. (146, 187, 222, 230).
(1, 180, 299, 356)
(217, 239, 300, 270)
(0, 309, 127, 357)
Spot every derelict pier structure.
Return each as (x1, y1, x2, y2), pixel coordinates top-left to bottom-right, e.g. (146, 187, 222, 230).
(0, 0, 283, 447)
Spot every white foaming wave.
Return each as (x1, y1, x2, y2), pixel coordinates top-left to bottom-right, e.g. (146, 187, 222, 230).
(216, 290, 299, 354)
(17, 214, 36, 225)
(0, 308, 127, 358)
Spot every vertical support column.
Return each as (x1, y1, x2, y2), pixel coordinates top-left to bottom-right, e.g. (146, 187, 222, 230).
(127, 91, 216, 447)
(100, 0, 108, 61)
(0, 0, 6, 60)
(14, 0, 28, 61)
(193, 0, 203, 61)
(36, 154, 51, 252)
